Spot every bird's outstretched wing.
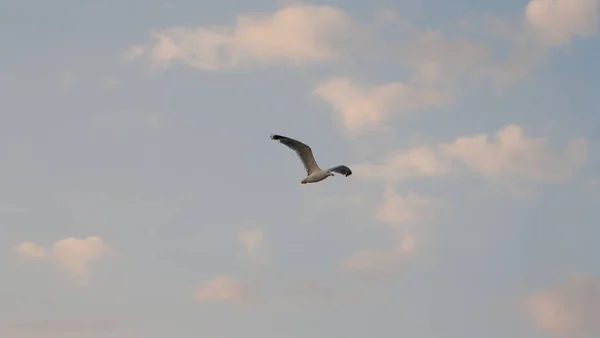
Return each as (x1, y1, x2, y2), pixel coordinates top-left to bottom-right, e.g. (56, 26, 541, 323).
(327, 165, 352, 177)
(270, 134, 320, 175)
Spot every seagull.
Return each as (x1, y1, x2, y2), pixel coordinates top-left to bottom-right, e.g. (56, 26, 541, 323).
(270, 134, 352, 184)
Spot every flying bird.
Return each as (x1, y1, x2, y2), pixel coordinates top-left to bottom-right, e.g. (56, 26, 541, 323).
(270, 134, 352, 184)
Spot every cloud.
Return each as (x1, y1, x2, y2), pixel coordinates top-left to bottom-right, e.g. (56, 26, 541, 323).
(123, 1, 598, 91)
(484, 0, 598, 84)
(352, 146, 454, 181)
(376, 187, 439, 226)
(441, 124, 588, 182)
(314, 77, 451, 133)
(403, 29, 490, 85)
(343, 234, 415, 278)
(15, 236, 112, 279)
(126, 4, 357, 70)
(523, 274, 600, 336)
(381, 1, 597, 88)
(352, 124, 587, 185)
(122, 45, 145, 61)
(51, 237, 112, 277)
(525, 0, 598, 46)
(237, 228, 268, 265)
(194, 275, 251, 304)
(351, 145, 456, 182)
(16, 242, 49, 261)
(342, 183, 425, 279)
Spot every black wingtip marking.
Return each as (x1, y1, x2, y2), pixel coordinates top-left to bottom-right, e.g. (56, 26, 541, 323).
(270, 134, 283, 140)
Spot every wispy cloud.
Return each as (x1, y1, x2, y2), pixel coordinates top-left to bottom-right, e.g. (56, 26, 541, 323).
(237, 228, 268, 265)
(523, 274, 600, 336)
(343, 234, 415, 279)
(193, 275, 252, 304)
(525, 0, 598, 46)
(314, 77, 451, 134)
(376, 187, 439, 227)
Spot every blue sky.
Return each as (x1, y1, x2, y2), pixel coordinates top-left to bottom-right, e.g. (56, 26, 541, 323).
(1, 0, 599, 337)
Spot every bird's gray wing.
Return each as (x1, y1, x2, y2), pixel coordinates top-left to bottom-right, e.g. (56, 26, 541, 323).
(270, 134, 320, 175)
(327, 165, 352, 177)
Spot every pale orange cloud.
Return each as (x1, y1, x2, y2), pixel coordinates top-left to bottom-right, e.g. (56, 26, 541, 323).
(194, 275, 250, 304)
(523, 274, 600, 336)
(15, 236, 112, 279)
(16, 242, 48, 261)
(127, 4, 357, 70)
(352, 124, 588, 184)
(441, 124, 588, 182)
(124, 1, 599, 95)
(51, 237, 111, 277)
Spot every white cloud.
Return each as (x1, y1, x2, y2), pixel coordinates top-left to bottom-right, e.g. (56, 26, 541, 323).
(352, 124, 588, 184)
(127, 4, 357, 70)
(15, 236, 112, 279)
(525, 0, 598, 45)
(237, 228, 268, 265)
(314, 77, 451, 133)
(523, 274, 600, 336)
(194, 275, 250, 304)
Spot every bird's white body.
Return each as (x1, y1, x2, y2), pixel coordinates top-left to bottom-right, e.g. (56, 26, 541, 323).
(301, 170, 334, 184)
(270, 134, 352, 185)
